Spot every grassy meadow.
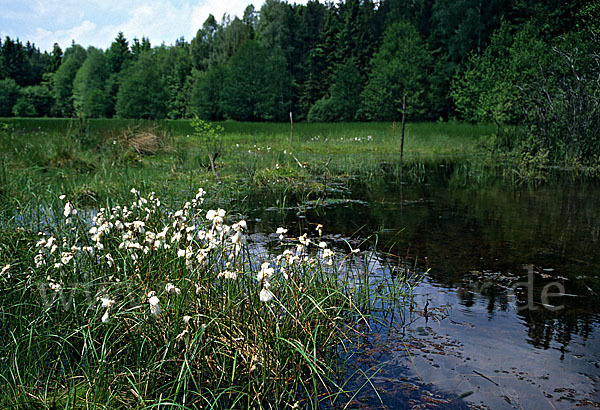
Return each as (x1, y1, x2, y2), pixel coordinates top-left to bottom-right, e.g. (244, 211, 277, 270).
(0, 118, 493, 213)
(0, 118, 490, 408)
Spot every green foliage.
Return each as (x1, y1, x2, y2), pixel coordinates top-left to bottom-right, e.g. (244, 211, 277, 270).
(17, 85, 53, 117)
(308, 58, 363, 122)
(222, 40, 292, 121)
(0, 37, 31, 86)
(85, 88, 110, 118)
(50, 43, 63, 71)
(115, 53, 168, 119)
(292, 1, 328, 119)
(191, 14, 252, 72)
(191, 15, 218, 71)
(131, 37, 152, 59)
(520, 32, 600, 165)
(432, 0, 505, 64)
(52, 44, 87, 117)
(307, 95, 336, 122)
(361, 21, 432, 121)
(452, 22, 551, 125)
(103, 73, 120, 117)
(259, 52, 293, 121)
(73, 47, 110, 118)
(257, 0, 294, 56)
(508, 0, 589, 38)
(12, 97, 36, 117)
(426, 53, 456, 120)
(0, 78, 19, 116)
(0, 185, 417, 408)
(188, 66, 225, 120)
(0, 117, 496, 207)
(453, 20, 600, 166)
(333, 0, 377, 71)
(155, 43, 193, 119)
(190, 116, 223, 147)
(579, 1, 600, 34)
(0, 0, 596, 170)
(105, 32, 131, 74)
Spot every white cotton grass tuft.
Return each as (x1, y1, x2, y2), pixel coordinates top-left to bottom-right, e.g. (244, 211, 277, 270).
(232, 220, 247, 231)
(105, 253, 114, 267)
(99, 297, 115, 309)
(218, 270, 238, 280)
(259, 287, 274, 303)
(206, 209, 226, 221)
(18, 186, 395, 404)
(315, 224, 323, 236)
(165, 282, 181, 295)
(61, 252, 73, 265)
(34, 253, 45, 267)
(148, 295, 161, 316)
(230, 231, 242, 245)
(48, 280, 62, 292)
(299, 233, 310, 246)
(101, 310, 110, 323)
(257, 262, 274, 283)
(98, 297, 115, 323)
(63, 201, 76, 218)
(276, 227, 288, 240)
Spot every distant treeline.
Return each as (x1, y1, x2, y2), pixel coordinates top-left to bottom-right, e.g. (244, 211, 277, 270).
(0, 0, 597, 131)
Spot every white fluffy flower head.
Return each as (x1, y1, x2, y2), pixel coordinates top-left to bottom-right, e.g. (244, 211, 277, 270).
(257, 262, 274, 283)
(259, 287, 274, 303)
(100, 297, 115, 308)
(206, 209, 226, 221)
(148, 295, 161, 316)
(276, 227, 288, 240)
(165, 282, 181, 295)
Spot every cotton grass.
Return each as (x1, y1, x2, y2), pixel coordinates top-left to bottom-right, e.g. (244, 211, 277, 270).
(0, 187, 418, 409)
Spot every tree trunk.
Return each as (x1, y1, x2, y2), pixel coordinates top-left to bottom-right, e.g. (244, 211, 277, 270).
(289, 111, 294, 148)
(400, 94, 406, 161)
(208, 152, 222, 184)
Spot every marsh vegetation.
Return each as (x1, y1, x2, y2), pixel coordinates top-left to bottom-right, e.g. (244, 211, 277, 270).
(0, 119, 480, 408)
(1, 119, 600, 408)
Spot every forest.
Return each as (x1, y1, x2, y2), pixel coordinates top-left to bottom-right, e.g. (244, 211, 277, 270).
(0, 0, 599, 164)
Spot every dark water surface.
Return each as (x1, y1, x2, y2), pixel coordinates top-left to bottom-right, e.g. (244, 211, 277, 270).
(247, 169, 600, 409)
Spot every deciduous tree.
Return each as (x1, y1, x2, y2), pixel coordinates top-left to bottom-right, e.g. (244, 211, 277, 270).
(361, 22, 432, 121)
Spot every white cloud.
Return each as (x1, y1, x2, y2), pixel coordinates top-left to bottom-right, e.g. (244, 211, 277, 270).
(116, 2, 196, 45)
(28, 20, 98, 51)
(191, 0, 255, 29)
(2, 0, 311, 52)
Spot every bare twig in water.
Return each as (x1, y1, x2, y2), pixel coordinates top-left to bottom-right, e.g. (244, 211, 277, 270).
(473, 370, 499, 386)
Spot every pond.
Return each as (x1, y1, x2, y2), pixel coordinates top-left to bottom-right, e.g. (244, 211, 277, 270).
(246, 167, 600, 409)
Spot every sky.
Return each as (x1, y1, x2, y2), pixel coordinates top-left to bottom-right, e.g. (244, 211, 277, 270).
(0, 0, 307, 53)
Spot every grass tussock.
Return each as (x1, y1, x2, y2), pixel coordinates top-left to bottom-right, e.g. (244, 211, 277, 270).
(105, 125, 172, 156)
(0, 188, 417, 408)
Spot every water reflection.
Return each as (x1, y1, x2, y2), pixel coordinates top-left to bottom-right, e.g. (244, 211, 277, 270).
(247, 171, 600, 408)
